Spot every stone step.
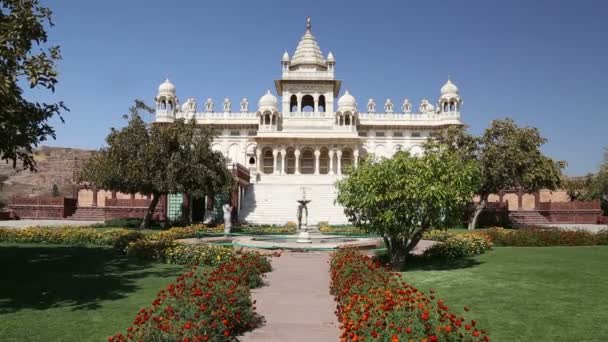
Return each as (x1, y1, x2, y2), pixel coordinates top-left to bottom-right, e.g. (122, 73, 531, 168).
(239, 182, 349, 225)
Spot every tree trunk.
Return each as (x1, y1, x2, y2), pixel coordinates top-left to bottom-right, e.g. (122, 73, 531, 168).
(387, 229, 425, 270)
(468, 195, 488, 230)
(140, 193, 161, 229)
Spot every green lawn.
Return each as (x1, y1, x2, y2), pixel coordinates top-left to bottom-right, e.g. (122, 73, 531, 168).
(0, 244, 185, 342)
(403, 246, 608, 342)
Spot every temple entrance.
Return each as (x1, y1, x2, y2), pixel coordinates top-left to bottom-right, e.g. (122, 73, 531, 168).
(191, 195, 206, 222)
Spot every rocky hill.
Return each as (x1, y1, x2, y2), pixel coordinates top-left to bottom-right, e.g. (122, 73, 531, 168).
(0, 146, 93, 208)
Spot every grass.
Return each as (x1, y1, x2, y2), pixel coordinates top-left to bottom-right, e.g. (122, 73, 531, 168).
(0, 243, 186, 342)
(402, 246, 608, 341)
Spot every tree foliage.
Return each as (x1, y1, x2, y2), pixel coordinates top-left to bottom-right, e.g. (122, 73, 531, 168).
(0, 0, 67, 170)
(336, 149, 480, 268)
(433, 120, 564, 229)
(79, 101, 234, 228)
(581, 147, 608, 215)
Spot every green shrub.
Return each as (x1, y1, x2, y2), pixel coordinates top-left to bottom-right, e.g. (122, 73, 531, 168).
(102, 218, 143, 228)
(480, 227, 608, 246)
(106, 229, 146, 253)
(0, 227, 136, 246)
(319, 224, 367, 235)
(164, 244, 233, 266)
(240, 225, 297, 235)
(424, 233, 493, 260)
(125, 238, 175, 261)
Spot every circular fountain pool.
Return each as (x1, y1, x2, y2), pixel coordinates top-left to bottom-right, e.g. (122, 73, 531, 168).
(232, 233, 382, 250)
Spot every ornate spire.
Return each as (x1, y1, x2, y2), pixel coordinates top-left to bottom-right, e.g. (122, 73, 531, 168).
(291, 17, 326, 68)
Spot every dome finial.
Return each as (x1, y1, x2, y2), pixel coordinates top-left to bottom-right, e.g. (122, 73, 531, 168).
(306, 17, 311, 31)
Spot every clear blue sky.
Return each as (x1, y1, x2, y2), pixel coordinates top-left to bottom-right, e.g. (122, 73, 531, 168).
(33, 0, 607, 176)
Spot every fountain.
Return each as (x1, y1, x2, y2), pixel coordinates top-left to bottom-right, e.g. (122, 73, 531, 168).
(186, 188, 382, 250)
(296, 189, 312, 243)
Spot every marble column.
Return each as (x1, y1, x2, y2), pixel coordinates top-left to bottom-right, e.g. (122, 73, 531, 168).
(280, 149, 286, 175)
(314, 149, 320, 175)
(353, 149, 359, 169)
(297, 95, 302, 113)
(336, 150, 343, 175)
(272, 148, 278, 175)
(328, 150, 335, 175)
(294, 149, 301, 175)
(314, 96, 319, 116)
(256, 148, 262, 172)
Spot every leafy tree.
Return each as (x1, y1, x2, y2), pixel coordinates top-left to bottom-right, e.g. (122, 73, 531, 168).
(0, 0, 67, 171)
(79, 101, 234, 228)
(563, 175, 594, 201)
(434, 120, 564, 229)
(584, 147, 608, 215)
(51, 183, 60, 197)
(336, 148, 480, 268)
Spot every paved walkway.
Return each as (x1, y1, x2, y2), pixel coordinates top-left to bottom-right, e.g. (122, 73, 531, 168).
(241, 252, 340, 342)
(0, 219, 102, 228)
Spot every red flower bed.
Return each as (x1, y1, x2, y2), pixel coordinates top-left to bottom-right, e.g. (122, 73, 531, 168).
(330, 249, 489, 342)
(109, 252, 272, 342)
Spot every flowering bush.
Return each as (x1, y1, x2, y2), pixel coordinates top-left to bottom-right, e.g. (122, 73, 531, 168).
(164, 244, 233, 266)
(240, 225, 297, 235)
(110, 252, 272, 342)
(331, 249, 489, 342)
(0, 227, 138, 247)
(319, 224, 368, 235)
(478, 227, 608, 247)
(423, 231, 493, 260)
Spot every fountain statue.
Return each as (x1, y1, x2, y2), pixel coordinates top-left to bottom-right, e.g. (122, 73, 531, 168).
(296, 188, 312, 243)
(222, 203, 232, 235)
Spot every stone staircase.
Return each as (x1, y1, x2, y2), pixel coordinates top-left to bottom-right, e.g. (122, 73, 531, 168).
(508, 210, 550, 227)
(239, 174, 349, 225)
(67, 206, 105, 221)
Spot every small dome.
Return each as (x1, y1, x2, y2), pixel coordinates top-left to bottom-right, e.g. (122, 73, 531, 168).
(440, 78, 459, 96)
(282, 51, 290, 62)
(258, 89, 278, 108)
(158, 78, 176, 94)
(338, 90, 356, 109)
(327, 51, 335, 62)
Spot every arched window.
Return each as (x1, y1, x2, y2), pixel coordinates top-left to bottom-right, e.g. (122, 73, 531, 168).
(301, 95, 314, 113)
(264, 113, 271, 125)
(168, 100, 173, 111)
(443, 102, 448, 112)
(318, 95, 326, 112)
(290, 95, 298, 112)
(319, 148, 329, 174)
(249, 157, 255, 165)
(263, 149, 274, 174)
(301, 149, 314, 174)
(228, 144, 239, 164)
(345, 114, 351, 126)
(271, 114, 277, 125)
(449, 101, 455, 111)
(341, 149, 353, 174)
(160, 98, 167, 110)
(286, 148, 296, 174)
